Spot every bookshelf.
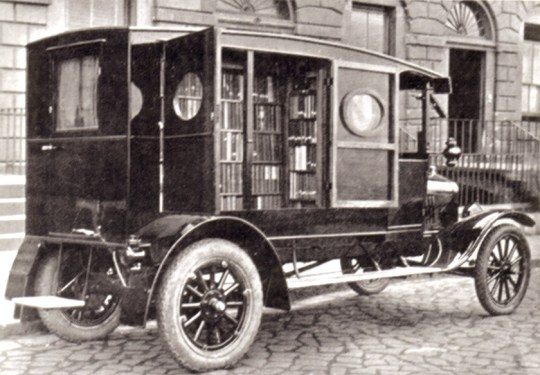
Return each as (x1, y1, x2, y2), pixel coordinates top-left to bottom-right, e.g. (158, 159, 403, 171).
(288, 77, 318, 206)
(220, 69, 244, 211)
(252, 75, 284, 210)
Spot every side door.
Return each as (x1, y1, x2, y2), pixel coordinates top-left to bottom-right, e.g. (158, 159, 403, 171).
(331, 62, 398, 208)
(161, 29, 215, 212)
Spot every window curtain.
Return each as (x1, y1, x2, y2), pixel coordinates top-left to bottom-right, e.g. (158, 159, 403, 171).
(57, 56, 99, 131)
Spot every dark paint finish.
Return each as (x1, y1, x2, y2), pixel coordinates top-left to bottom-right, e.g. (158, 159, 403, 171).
(26, 29, 130, 240)
(435, 210, 535, 268)
(12, 27, 481, 319)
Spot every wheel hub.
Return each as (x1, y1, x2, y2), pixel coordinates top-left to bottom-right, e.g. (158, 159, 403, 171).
(200, 290, 226, 322)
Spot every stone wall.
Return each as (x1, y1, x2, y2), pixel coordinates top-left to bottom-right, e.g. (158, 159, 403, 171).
(401, 0, 538, 122)
(0, 0, 49, 109)
(1, 0, 540, 121)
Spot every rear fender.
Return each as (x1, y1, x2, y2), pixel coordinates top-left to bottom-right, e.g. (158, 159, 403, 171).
(5, 235, 119, 320)
(143, 216, 290, 324)
(5, 236, 44, 301)
(437, 210, 535, 269)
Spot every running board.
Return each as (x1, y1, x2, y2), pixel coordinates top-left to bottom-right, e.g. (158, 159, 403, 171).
(11, 296, 85, 309)
(287, 266, 445, 290)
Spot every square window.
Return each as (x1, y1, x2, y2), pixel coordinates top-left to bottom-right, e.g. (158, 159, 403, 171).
(56, 55, 99, 131)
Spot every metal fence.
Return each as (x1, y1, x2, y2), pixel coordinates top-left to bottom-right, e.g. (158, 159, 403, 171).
(1, 109, 538, 204)
(0, 108, 26, 175)
(400, 118, 540, 205)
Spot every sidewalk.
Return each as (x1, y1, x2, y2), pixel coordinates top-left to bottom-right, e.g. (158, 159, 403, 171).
(1, 234, 539, 339)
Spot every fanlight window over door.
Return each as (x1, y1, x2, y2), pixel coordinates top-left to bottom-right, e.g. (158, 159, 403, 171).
(445, 1, 492, 39)
(217, 0, 292, 20)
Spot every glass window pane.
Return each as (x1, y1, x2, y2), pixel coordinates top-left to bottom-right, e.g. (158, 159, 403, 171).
(522, 43, 533, 83)
(350, 8, 368, 49)
(522, 85, 530, 113)
(342, 92, 383, 136)
(367, 11, 385, 53)
(533, 45, 540, 85)
(173, 72, 203, 121)
(57, 56, 99, 131)
(351, 5, 387, 53)
(531, 86, 540, 113)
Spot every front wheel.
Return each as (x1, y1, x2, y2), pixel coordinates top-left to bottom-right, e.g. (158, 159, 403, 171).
(474, 224, 531, 315)
(34, 249, 121, 342)
(157, 239, 263, 372)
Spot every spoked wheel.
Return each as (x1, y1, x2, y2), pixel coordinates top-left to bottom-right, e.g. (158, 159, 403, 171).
(340, 256, 390, 295)
(157, 239, 263, 372)
(474, 224, 531, 315)
(34, 249, 121, 341)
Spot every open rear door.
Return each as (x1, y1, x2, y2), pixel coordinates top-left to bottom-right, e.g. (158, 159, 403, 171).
(161, 29, 215, 212)
(331, 62, 398, 208)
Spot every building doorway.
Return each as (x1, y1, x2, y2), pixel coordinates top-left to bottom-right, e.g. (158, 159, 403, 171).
(448, 49, 484, 153)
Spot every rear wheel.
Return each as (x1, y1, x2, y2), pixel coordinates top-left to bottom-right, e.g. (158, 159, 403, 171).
(474, 225, 531, 315)
(340, 256, 390, 295)
(157, 239, 263, 372)
(34, 249, 121, 341)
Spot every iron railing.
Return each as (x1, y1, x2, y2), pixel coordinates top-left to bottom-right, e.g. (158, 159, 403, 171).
(1, 109, 538, 205)
(400, 118, 540, 205)
(0, 108, 26, 175)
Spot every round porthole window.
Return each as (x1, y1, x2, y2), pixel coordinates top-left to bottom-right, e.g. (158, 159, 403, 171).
(173, 72, 203, 121)
(130, 82, 143, 120)
(341, 91, 384, 136)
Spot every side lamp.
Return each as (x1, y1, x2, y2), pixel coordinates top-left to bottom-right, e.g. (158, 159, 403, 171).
(442, 137, 462, 167)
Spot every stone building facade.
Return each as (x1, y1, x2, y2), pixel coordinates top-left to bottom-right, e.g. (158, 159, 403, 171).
(1, 0, 540, 136)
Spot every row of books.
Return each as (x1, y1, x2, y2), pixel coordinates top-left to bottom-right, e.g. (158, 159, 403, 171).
(220, 163, 243, 194)
(252, 165, 281, 194)
(253, 75, 276, 104)
(289, 119, 317, 139)
(289, 172, 317, 201)
(253, 133, 282, 162)
(222, 101, 244, 130)
(222, 72, 244, 101)
(220, 132, 243, 162)
(220, 196, 244, 211)
(252, 195, 282, 210)
(254, 104, 282, 132)
(290, 93, 317, 119)
(289, 144, 316, 171)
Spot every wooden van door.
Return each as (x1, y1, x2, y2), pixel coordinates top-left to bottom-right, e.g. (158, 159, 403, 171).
(161, 29, 215, 212)
(331, 62, 399, 208)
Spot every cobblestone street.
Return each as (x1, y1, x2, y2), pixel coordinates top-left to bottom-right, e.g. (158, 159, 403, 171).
(1, 269, 539, 375)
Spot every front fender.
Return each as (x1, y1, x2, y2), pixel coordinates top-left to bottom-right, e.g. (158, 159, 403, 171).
(142, 215, 290, 324)
(437, 210, 535, 269)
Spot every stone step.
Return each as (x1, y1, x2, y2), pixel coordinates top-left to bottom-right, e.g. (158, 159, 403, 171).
(0, 215, 25, 234)
(0, 198, 25, 216)
(0, 182, 25, 199)
(0, 233, 24, 252)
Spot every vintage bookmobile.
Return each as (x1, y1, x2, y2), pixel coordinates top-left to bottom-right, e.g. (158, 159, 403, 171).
(6, 27, 535, 371)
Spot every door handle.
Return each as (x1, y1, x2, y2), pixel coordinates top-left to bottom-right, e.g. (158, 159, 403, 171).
(41, 144, 60, 151)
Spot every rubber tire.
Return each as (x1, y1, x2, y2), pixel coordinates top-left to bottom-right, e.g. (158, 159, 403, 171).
(474, 224, 531, 316)
(157, 239, 263, 372)
(347, 277, 390, 296)
(34, 251, 121, 342)
(340, 257, 390, 295)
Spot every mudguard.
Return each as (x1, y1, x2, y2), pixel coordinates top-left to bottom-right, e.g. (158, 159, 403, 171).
(5, 236, 43, 301)
(140, 215, 291, 324)
(435, 210, 535, 269)
(5, 235, 121, 320)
